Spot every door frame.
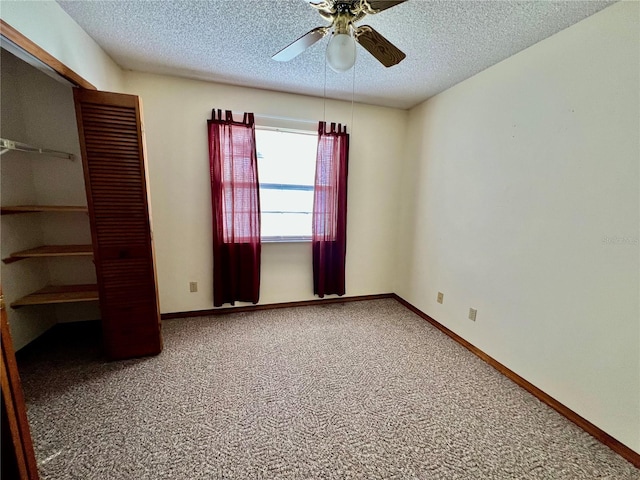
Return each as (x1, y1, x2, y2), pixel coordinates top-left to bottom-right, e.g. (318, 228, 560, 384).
(0, 19, 96, 90)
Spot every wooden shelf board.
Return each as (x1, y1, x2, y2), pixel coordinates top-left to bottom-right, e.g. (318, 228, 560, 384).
(0, 205, 88, 215)
(3, 245, 93, 264)
(10, 285, 99, 308)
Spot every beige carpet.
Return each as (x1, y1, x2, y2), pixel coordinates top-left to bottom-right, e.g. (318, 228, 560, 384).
(18, 299, 639, 479)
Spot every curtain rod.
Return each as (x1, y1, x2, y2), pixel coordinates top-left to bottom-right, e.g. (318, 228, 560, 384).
(231, 112, 318, 125)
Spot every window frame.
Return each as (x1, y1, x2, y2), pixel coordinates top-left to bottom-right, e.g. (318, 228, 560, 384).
(255, 125, 317, 243)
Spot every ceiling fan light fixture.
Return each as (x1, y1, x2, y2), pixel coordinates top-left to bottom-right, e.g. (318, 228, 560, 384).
(326, 32, 356, 73)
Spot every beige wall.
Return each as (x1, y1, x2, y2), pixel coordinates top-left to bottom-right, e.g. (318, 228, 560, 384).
(0, 0, 124, 92)
(396, 2, 640, 453)
(123, 72, 408, 313)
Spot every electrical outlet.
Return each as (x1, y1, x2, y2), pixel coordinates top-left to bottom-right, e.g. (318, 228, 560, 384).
(468, 308, 477, 321)
(189, 282, 198, 293)
(437, 292, 444, 304)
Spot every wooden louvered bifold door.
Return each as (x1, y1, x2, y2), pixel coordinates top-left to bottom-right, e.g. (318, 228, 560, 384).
(74, 89, 162, 360)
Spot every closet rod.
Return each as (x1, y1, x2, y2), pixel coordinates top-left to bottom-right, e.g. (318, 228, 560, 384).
(0, 138, 74, 160)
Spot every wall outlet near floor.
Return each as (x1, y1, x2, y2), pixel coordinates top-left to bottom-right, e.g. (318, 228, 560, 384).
(189, 282, 198, 293)
(437, 292, 444, 304)
(468, 308, 477, 321)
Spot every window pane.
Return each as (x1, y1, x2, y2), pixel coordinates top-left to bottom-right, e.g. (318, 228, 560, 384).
(260, 188, 314, 213)
(262, 212, 312, 238)
(256, 129, 316, 186)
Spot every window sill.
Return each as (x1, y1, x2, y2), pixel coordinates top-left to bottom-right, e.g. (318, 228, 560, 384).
(262, 236, 311, 244)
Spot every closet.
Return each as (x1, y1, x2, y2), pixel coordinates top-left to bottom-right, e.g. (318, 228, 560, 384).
(0, 46, 96, 351)
(1, 38, 162, 360)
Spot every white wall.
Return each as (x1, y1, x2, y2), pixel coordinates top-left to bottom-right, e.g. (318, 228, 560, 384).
(396, 1, 640, 453)
(123, 72, 407, 313)
(0, 0, 123, 92)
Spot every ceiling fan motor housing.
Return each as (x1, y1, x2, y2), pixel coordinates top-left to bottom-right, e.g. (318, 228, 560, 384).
(332, 12, 353, 36)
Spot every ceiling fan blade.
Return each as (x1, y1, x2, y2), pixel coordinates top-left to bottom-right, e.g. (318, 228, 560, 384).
(363, 0, 408, 14)
(272, 26, 330, 62)
(355, 25, 406, 67)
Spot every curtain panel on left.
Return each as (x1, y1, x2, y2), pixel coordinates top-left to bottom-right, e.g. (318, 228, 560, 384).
(208, 110, 261, 306)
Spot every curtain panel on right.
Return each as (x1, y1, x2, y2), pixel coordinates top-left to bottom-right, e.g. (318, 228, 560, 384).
(312, 121, 349, 297)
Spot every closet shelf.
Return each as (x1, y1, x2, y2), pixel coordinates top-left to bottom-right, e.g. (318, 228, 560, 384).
(1, 205, 88, 215)
(0, 138, 74, 160)
(10, 285, 99, 308)
(3, 245, 93, 264)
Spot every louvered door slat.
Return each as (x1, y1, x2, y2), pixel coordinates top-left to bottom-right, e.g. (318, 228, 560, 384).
(90, 191, 145, 201)
(83, 117, 137, 128)
(83, 104, 136, 115)
(84, 173, 144, 182)
(74, 88, 162, 360)
(86, 144, 138, 153)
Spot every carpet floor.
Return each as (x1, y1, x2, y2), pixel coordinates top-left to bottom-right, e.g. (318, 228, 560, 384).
(17, 299, 639, 479)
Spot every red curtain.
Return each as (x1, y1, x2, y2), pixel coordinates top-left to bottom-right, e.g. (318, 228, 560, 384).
(208, 110, 261, 306)
(312, 121, 349, 297)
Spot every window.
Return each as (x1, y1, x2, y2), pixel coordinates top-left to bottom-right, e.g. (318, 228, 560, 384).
(255, 128, 317, 241)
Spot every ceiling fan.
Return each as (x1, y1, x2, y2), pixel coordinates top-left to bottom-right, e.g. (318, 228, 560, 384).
(272, 0, 407, 72)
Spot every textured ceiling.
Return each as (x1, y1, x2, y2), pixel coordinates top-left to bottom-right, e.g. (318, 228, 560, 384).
(57, 0, 615, 109)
